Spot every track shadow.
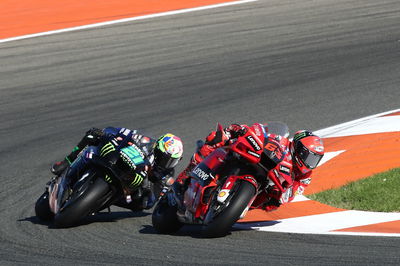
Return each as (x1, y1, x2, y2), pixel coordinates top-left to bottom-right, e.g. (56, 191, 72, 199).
(19, 210, 151, 228)
(139, 224, 204, 238)
(18, 216, 51, 226)
(235, 220, 281, 229)
(139, 221, 279, 238)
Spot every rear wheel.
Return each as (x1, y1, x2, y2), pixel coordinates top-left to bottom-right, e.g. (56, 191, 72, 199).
(202, 181, 255, 238)
(152, 198, 183, 234)
(35, 191, 54, 221)
(54, 177, 110, 228)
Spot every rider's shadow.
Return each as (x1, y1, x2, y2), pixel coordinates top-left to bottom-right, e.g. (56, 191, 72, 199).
(19, 210, 151, 228)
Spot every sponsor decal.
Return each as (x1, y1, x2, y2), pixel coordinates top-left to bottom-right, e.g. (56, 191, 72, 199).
(126, 195, 132, 204)
(142, 146, 149, 155)
(293, 131, 308, 141)
(129, 173, 144, 187)
(315, 145, 324, 153)
(247, 150, 260, 158)
(141, 136, 151, 144)
(193, 166, 210, 181)
(140, 171, 147, 177)
(104, 175, 112, 183)
(120, 152, 136, 169)
(148, 154, 154, 164)
(223, 181, 232, 189)
(130, 144, 145, 159)
(279, 165, 291, 175)
(85, 152, 93, 159)
(243, 176, 257, 185)
(217, 189, 230, 203)
(281, 187, 293, 203)
(265, 140, 284, 160)
(246, 136, 262, 151)
(100, 142, 115, 157)
(253, 124, 263, 137)
(295, 185, 305, 196)
(120, 145, 145, 167)
(300, 177, 311, 185)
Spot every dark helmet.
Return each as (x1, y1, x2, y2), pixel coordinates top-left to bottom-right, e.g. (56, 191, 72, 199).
(292, 130, 324, 172)
(153, 133, 183, 169)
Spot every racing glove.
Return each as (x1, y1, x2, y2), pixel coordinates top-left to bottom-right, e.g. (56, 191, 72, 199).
(84, 127, 104, 145)
(226, 124, 247, 138)
(205, 129, 229, 148)
(67, 127, 104, 162)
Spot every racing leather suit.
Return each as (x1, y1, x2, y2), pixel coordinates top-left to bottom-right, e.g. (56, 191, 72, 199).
(176, 124, 313, 212)
(58, 127, 174, 210)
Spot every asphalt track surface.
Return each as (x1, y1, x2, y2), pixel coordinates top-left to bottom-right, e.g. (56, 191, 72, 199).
(1, 0, 400, 265)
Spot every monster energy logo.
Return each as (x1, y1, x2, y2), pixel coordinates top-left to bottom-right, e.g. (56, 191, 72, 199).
(129, 173, 143, 188)
(104, 174, 112, 183)
(293, 131, 313, 141)
(100, 142, 115, 157)
(293, 132, 307, 141)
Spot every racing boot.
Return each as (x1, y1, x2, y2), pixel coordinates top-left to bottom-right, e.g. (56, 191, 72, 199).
(173, 145, 206, 199)
(173, 159, 196, 198)
(174, 143, 210, 185)
(139, 178, 157, 210)
(142, 190, 156, 210)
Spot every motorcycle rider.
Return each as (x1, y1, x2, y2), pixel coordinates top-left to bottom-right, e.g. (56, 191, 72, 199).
(51, 127, 183, 210)
(175, 123, 324, 212)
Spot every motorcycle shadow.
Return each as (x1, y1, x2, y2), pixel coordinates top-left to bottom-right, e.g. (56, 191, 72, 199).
(139, 222, 275, 238)
(233, 220, 281, 230)
(139, 224, 206, 238)
(19, 209, 151, 228)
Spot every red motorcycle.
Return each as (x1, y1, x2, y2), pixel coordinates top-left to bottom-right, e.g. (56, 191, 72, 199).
(152, 122, 291, 237)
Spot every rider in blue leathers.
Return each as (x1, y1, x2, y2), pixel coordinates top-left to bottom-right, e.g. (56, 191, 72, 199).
(51, 127, 183, 210)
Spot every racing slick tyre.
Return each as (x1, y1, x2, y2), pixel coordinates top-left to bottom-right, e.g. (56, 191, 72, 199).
(54, 177, 110, 228)
(202, 181, 255, 238)
(35, 191, 54, 221)
(152, 199, 183, 234)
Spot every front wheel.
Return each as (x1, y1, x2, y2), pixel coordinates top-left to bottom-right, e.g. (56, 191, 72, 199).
(35, 191, 54, 221)
(54, 177, 111, 228)
(202, 181, 255, 238)
(152, 198, 183, 234)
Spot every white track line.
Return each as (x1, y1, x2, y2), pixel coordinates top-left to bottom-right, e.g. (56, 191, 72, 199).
(316, 116, 400, 137)
(0, 0, 258, 44)
(236, 210, 400, 237)
(315, 108, 400, 138)
(239, 108, 400, 236)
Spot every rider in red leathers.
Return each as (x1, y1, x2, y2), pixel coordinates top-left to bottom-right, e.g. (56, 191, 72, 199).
(175, 123, 324, 212)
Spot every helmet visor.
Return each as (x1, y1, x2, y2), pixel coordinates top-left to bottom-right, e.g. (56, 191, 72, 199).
(154, 148, 180, 169)
(296, 142, 323, 169)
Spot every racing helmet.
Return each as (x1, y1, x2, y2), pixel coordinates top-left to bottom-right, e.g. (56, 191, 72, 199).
(154, 133, 183, 169)
(292, 130, 324, 172)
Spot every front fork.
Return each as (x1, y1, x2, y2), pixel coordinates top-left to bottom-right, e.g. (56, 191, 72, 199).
(217, 175, 258, 219)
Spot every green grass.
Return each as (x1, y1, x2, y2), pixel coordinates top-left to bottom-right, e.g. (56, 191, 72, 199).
(308, 168, 400, 212)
